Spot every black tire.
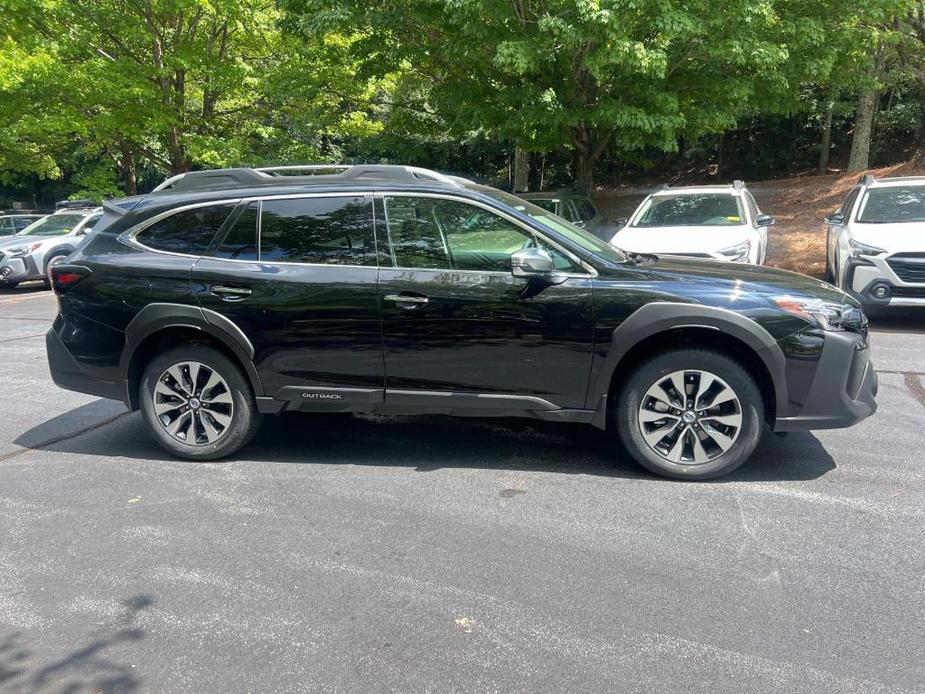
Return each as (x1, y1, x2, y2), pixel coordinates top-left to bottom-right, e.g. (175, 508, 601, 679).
(613, 349, 764, 480)
(139, 344, 262, 460)
(0, 280, 18, 289)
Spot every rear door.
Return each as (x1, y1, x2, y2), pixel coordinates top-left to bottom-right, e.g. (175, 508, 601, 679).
(192, 193, 385, 407)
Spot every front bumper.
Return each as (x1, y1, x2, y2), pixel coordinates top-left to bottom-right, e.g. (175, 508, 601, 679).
(0, 255, 41, 282)
(774, 330, 877, 431)
(846, 255, 925, 308)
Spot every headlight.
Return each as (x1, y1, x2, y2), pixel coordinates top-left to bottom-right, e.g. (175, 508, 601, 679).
(718, 241, 751, 262)
(848, 238, 885, 258)
(772, 296, 865, 332)
(7, 242, 42, 258)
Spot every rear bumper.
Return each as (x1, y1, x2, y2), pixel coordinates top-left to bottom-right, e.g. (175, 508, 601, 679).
(774, 330, 877, 431)
(46, 326, 125, 402)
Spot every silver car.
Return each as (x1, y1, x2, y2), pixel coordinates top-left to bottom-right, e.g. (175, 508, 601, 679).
(0, 206, 102, 288)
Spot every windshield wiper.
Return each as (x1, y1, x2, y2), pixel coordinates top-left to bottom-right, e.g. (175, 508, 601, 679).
(623, 251, 658, 265)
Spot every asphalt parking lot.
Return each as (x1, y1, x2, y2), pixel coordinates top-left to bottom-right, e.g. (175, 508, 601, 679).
(0, 284, 923, 693)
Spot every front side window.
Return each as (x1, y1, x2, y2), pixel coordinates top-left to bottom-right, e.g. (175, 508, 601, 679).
(840, 187, 861, 218)
(80, 214, 102, 233)
(260, 196, 375, 265)
(857, 187, 925, 224)
(633, 194, 745, 227)
(383, 196, 578, 272)
(136, 203, 235, 255)
(744, 192, 759, 225)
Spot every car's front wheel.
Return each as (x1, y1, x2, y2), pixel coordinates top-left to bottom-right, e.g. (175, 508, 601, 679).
(139, 344, 262, 460)
(614, 349, 764, 480)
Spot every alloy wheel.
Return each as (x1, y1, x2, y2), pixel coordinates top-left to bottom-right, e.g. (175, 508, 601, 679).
(153, 361, 234, 446)
(637, 369, 743, 465)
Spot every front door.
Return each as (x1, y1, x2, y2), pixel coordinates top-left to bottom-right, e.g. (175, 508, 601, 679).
(192, 194, 385, 408)
(376, 193, 595, 411)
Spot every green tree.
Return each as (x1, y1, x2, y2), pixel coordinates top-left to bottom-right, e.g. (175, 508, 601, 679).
(0, 0, 383, 193)
(288, 0, 847, 190)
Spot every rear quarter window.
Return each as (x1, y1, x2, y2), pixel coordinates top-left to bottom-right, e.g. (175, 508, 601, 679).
(135, 203, 236, 255)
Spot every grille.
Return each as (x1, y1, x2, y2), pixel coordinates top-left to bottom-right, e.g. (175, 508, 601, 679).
(892, 286, 925, 298)
(887, 253, 925, 283)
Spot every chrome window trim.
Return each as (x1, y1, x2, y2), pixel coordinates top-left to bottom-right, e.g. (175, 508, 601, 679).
(120, 198, 244, 258)
(375, 191, 596, 278)
(120, 190, 595, 277)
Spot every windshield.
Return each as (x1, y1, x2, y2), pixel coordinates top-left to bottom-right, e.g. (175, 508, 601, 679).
(18, 213, 85, 236)
(481, 188, 626, 263)
(857, 187, 925, 223)
(633, 193, 745, 227)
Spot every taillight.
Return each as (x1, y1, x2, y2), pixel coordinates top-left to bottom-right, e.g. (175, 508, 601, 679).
(51, 265, 91, 293)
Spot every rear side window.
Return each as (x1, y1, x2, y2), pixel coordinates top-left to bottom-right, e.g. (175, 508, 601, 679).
(136, 203, 235, 255)
(213, 202, 258, 260)
(260, 196, 374, 265)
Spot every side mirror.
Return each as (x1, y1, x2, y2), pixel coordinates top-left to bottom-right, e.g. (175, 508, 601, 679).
(614, 218, 628, 228)
(511, 247, 555, 278)
(824, 213, 844, 225)
(756, 214, 776, 227)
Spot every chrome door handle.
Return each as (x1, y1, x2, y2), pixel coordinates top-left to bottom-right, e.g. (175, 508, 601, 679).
(211, 285, 252, 301)
(384, 294, 428, 309)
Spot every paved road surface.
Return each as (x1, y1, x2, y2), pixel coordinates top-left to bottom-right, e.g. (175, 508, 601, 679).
(0, 285, 923, 693)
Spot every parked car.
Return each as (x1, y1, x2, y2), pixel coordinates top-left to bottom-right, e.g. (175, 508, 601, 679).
(825, 174, 925, 310)
(46, 165, 875, 480)
(610, 182, 774, 264)
(0, 202, 102, 288)
(0, 214, 45, 237)
(520, 190, 618, 241)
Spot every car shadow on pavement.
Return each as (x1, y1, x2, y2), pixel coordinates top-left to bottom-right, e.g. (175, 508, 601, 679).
(15, 401, 836, 482)
(0, 594, 152, 693)
(866, 307, 925, 333)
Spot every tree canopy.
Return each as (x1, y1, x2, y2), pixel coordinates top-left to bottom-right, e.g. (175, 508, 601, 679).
(0, 0, 920, 203)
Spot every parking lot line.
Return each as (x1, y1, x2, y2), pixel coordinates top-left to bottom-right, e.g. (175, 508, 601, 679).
(0, 293, 53, 305)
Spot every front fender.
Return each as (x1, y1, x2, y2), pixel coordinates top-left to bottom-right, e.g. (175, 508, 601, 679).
(587, 302, 788, 425)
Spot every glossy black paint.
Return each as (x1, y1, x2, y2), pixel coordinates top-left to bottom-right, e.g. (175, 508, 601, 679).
(48, 176, 876, 433)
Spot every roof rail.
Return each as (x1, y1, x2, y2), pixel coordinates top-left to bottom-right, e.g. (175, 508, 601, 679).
(859, 174, 876, 186)
(732, 180, 745, 190)
(55, 199, 98, 210)
(152, 164, 469, 194)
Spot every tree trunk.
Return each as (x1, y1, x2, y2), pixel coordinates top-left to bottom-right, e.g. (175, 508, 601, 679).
(848, 87, 880, 172)
(120, 141, 137, 196)
(819, 98, 834, 174)
(513, 147, 530, 192)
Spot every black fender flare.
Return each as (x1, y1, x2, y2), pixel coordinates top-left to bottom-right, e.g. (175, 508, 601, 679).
(121, 302, 263, 407)
(588, 302, 788, 425)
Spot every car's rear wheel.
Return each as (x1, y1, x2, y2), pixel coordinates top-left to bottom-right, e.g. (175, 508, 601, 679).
(614, 349, 764, 480)
(139, 344, 262, 460)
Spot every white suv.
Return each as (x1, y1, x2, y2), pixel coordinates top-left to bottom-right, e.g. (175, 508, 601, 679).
(825, 175, 925, 310)
(609, 182, 774, 264)
(0, 203, 102, 288)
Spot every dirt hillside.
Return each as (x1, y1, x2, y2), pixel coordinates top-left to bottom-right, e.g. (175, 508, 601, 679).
(593, 162, 916, 278)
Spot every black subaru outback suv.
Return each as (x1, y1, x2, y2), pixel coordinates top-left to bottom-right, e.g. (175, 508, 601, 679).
(46, 165, 877, 479)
